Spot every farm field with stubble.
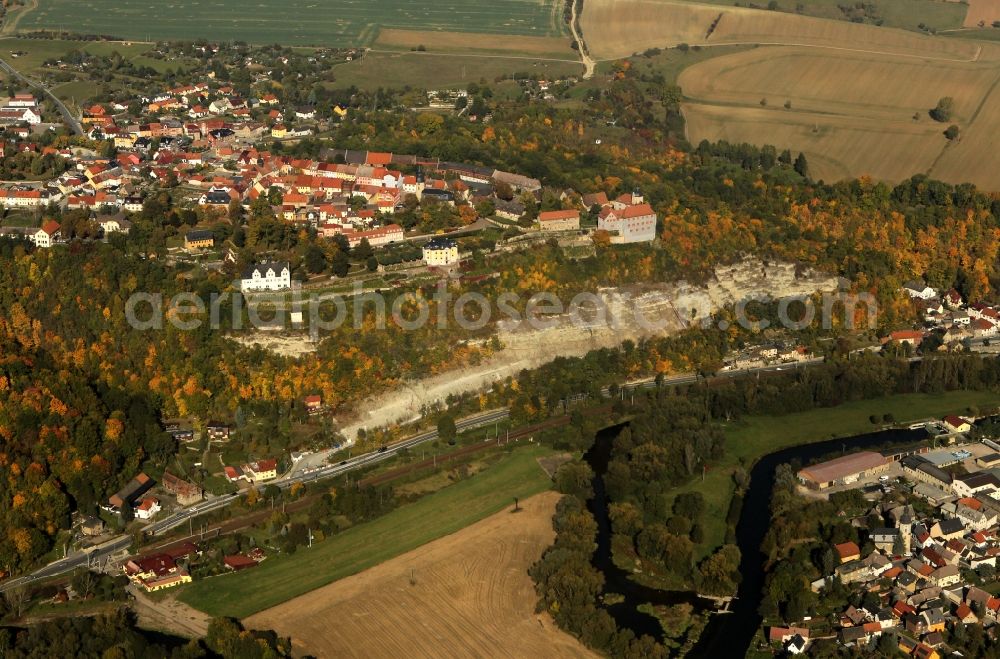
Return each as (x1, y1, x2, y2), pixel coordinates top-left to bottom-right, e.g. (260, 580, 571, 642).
(581, 0, 1000, 188)
(246, 490, 596, 659)
(178, 445, 556, 618)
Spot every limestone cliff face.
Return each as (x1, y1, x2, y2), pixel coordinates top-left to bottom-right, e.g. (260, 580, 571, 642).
(341, 259, 840, 437)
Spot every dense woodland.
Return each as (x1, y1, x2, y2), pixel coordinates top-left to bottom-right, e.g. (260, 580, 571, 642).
(0, 610, 293, 658)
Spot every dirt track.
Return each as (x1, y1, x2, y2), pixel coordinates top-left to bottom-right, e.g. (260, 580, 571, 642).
(246, 491, 596, 659)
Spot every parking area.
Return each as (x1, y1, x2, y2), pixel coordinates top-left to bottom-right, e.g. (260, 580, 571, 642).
(798, 440, 1000, 501)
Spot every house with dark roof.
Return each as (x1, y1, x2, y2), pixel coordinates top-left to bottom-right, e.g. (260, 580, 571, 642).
(954, 471, 1000, 498)
(184, 229, 214, 250)
(901, 455, 952, 488)
(108, 473, 154, 510)
(240, 261, 290, 292)
(930, 517, 965, 540)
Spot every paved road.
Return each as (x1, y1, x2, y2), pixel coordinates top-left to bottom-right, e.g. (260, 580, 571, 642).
(0, 407, 511, 592)
(0, 54, 83, 135)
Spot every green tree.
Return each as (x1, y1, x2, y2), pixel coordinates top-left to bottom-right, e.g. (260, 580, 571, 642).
(554, 461, 594, 499)
(930, 96, 954, 122)
(304, 244, 326, 274)
(437, 414, 457, 443)
(330, 249, 350, 278)
(793, 152, 809, 178)
(352, 238, 374, 262)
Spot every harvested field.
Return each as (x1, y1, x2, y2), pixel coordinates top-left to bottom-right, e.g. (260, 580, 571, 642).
(678, 45, 1000, 182)
(580, 0, 982, 60)
(682, 101, 950, 182)
(707, 7, 980, 58)
(679, 47, 996, 122)
(179, 446, 556, 618)
(375, 28, 574, 57)
(246, 491, 596, 659)
(580, 0, 723, 56)
(927, 79, 1000, 187)
(964, 0, 1000, 28)
(608, 2, 1000, 186)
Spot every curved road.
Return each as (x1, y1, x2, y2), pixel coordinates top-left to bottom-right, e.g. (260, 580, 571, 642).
(570, 0, 595, 78)
(0, 54, 83, 135)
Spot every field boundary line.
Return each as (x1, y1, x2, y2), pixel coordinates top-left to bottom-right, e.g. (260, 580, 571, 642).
(1, 0, 38, 35)
(570, 0, 595, 78)
(594, 40, 984, 64)
(365, 48, 580, 63)
(927, 65, 1000, 177)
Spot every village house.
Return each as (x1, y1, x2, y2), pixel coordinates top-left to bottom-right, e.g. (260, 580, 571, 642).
(494, 199, 525, 222)
(135, 497, 161, 520)
(929, 518, 966, 541)
(903, 280, 938, 300)
(241, 458, 278, 483)
(422, 237, 459, 266)
(123, 553, 191, 592)
(108, 472, 154, 511)
(953, 472, 1000, 499)
(884, 329, 925, 347)
(184, 230, 215, 251)
(79, 516, 105, 537)
(241, 261, 291, 292)
(834, 541, 861, 564)
(304, 394, 322, 413)
(206, 421, 231, 441)
(943, 415, 973, 434)
(538, 209, 581, 232)
(30, 220, 62, 248)
(161, 470, 204, 506)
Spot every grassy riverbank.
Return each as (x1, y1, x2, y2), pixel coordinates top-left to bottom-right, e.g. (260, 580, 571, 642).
(676, 390, 999, 559)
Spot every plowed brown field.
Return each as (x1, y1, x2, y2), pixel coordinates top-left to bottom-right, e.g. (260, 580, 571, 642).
(246, 491, 596, 659)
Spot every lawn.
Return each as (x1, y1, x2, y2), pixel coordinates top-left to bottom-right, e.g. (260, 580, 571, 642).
(178, 444, 554, 617)
(0, 37, 152, 75)
(1, 214, 39, 228)
(16, 0, 567, 46)
(672, 389, 1000, 559)
(331, 51, 580, 91)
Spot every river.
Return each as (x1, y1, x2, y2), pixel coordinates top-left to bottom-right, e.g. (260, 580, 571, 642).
(583, 423, 930, 656)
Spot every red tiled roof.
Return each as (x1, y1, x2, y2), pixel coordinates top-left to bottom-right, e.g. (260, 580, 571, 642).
(538, 209, 580, 222)
(619, 203, 656, 218)
(835, 541, 861, 559)
(254, 458, 277, 472)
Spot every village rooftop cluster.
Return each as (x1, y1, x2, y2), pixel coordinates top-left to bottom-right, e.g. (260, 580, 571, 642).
(779, 417, 1000, 656)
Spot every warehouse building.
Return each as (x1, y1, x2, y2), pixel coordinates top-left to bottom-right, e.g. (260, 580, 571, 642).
(797, 451, 891, 490)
